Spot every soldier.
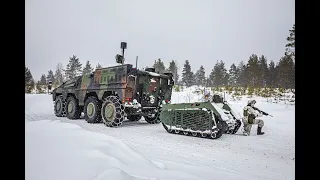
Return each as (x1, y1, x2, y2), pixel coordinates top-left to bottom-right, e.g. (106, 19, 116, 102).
(47, 81, 52, 94)
(242, 100, 265, 136)
(201, 91, 212, 102)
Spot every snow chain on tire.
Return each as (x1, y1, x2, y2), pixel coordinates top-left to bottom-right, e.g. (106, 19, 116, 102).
(54, 95, 66, 117)
(101, 96, 125, 127)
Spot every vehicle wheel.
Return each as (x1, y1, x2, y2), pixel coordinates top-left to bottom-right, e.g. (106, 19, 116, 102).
(144, 113, 161, 124)
(200, 132, 207, 138)
(127, 115, 141, 121)
(211, 121, 225, 139)
(66, 96, 81, 119)
(54, 95, 66, 117)
(84, 96, 102, 123)
(101, 96, 125, 127)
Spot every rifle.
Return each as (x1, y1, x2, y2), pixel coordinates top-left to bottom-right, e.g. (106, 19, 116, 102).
(252, 106, 273, 117)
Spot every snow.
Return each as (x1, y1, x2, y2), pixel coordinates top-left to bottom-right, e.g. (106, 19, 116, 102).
(25, 87, 295, 180)
(210, 103, 230, 121)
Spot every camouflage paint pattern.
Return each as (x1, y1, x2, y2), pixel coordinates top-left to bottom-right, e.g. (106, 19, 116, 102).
(52, 64, 174, 108)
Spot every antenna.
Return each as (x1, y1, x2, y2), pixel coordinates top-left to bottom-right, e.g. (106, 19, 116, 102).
(120, 42, 127, 64)
(136, 56, 138, 69)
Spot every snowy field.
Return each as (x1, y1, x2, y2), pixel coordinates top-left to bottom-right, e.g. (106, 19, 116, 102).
(25, 87, 295, 180)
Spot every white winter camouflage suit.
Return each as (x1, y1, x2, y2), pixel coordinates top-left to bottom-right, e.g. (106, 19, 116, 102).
(242, 100, 264, 136)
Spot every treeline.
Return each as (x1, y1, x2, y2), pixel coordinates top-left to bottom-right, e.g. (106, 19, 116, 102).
(160, 53, 294, 89)
(25, 24, 295, 93)
(152, 24, 295, 89)
(25, 55, 103, 93)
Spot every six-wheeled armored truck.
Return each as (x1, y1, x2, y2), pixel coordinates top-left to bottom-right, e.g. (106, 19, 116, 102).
(53, 42, 174, 127)
(52, 64, 174, 127)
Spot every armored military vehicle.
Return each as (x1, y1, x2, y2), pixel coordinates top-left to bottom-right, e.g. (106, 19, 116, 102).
(52, 42, 174, 127)
(159, 94, 242, 139)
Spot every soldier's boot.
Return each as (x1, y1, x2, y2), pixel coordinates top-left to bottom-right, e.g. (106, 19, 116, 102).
(257, 127, 265, 135)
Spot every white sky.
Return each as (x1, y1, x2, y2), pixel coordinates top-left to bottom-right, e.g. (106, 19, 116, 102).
(26, 0, 295, 81)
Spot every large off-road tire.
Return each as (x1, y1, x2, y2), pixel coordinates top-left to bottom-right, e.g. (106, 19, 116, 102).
(84, 96, 102, 123)
(66, 96, 81, 119)
(54, 95, 66, 117)
(144, 112, 161, 124)
(101, 96, 125, 127)
(127, 115, 141, 121)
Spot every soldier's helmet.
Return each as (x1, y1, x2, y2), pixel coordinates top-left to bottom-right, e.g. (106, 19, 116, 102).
(203, 91, 211, 101)
(248, 99, 256, 106)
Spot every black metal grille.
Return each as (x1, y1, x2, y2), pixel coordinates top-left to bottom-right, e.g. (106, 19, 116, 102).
(173, 110, 211, 131)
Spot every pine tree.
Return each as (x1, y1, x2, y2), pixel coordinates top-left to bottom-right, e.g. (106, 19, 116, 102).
(291, 62, 295, 89)
(285, 24, 295, 59)
(25, 66, 34, 93)
(236, 61, 247, 87)
(167, 60, 179, 83)
(208, 68, 215, 87)
(64, 55, 82, 80)
(47, 70, 55, 84)
(276, 55, 295, 89)
(228, 63, 238, 87)
(267, 61, 276, 88)
(36, 81, 44, 93)
(153, 58, 166, 74)
(209, 60, 228, 87)
(258, 55, 269, 87)
(96, 63, 102, 69)
(246, 54, 260, 87)
(39, 74, 47, 85)
(194, 65, 206, 86)
(54, 63, 64, 86)
(219, 61, 229, 86)
(181, 60, 194, 87)
(28, 80, 35, 93)
(83, 61, 94, 75)
(25, 66, 33, 84)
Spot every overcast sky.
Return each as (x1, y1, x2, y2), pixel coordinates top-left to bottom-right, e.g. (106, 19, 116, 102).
(26, 0, 295, 81)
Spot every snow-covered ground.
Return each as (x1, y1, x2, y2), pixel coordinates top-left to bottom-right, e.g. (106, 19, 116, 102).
(25, 87, 295, 180)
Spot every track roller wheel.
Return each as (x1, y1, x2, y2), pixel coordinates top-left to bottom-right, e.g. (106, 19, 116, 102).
(191, 132, 198, 137)
(200, 132, 208, 138)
